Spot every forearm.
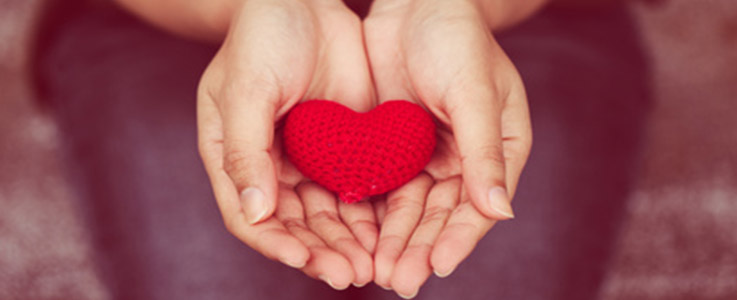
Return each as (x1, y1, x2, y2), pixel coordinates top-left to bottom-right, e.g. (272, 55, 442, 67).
(113, 0, 244, 42)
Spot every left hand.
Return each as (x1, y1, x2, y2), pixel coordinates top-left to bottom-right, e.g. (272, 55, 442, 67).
(363, 0, 533, 296)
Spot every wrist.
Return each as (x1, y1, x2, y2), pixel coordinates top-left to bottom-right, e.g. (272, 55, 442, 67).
(471, 0, 550, 31)
(221, 0, 250, 38)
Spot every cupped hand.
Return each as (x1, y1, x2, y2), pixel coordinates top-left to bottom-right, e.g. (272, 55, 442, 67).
(197, 0, 379, 289)
(364, 0, 533, 296)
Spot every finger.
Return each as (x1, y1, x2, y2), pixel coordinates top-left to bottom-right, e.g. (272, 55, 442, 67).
(446, 84, 514, 220)
(198, 88, 310, 268)
(374, 195, 388, 225)
(338, 200, 379, 255)
(373, 174, 433, 289)
(219, 79, 280, 225)
(276, 186, 355, 290)
(430, 186, 496, 278)
(391, 178, 461, 298)
(298, 182, 374, 288)
(500, 85, 533, 199)
(210, 167, 312, 270)
(428, 78, 531, 277)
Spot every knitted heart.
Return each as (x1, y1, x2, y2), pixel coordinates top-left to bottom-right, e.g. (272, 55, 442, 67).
(283, 100, 436, 204)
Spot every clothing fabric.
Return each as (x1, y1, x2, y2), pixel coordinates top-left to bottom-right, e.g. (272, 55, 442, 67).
(35, 2, 650, 299)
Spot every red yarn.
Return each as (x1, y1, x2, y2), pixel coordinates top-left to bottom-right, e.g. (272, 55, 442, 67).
(283, 100, 436, 204)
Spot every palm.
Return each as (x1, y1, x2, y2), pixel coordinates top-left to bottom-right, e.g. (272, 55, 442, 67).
(198, 0, 377, 289)
(364, 21, 473, 291)
(363, 1, 532, 297)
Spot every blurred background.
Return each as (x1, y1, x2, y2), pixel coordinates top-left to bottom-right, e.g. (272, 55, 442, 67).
(1, 0, 735, 299)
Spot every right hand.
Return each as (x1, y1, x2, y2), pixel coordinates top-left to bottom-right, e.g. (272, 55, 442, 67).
(197, 0, 378, 289)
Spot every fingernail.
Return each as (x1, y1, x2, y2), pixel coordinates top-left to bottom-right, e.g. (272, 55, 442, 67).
(488, 187, 514, 219)
(434, 266, 456, 278)
(241, 187, 268, 224)
(379, 284, 392, 291)
(352, 281, 368, 288)
(319, 275, 346, 290)
(280, 256, 306, 269)
(398, 289, 419, 299)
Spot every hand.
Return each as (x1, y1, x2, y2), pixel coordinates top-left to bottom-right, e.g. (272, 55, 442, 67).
(364, 0, 533, 296)
(197, 0, 378, 289)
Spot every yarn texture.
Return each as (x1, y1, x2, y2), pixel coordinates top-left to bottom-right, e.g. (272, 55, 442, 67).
(283, 100, 436, 203)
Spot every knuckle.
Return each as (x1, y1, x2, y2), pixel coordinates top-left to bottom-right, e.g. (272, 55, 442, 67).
(379, 234, 405, 247)
(198, 140, 218, 167)
(445, 220, 482, 237)
(462, 142, 506, 169)
(308, 210, 342, 224)
(348, 219, 377, 231)
(520, 134, 533, 154)
(420, 205, 453, 226)
(222, 148, 263, 191)
(222, 149, 254, 177)
(519, 140, 533, 163)
(404, 243, 433, 255)
(503, 135, 533, 168)
(197, 143, 212, 168)
(386, 195, 424, 215)
(523, 133, 533, 157)
(281, 217, 306, 231)
(335, 236, 357, 248)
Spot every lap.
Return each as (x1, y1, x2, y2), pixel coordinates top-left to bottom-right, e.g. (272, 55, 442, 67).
(35, 2, 650, 299)
(416, 6, 650, 299)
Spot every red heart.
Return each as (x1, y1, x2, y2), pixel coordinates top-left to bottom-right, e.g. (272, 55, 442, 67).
(283, 100, 436, 204)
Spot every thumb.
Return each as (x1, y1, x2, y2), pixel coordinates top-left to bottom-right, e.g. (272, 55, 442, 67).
(220, 85, 280, 225)
(447, 88, 514, 220)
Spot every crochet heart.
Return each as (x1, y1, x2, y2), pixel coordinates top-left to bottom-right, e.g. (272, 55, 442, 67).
(283, 100, 436, 204)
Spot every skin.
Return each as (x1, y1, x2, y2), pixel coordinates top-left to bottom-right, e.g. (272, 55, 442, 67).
(115, 0, 552, 296)
(364, 0, 538, 297)
(193, 0, 379, 289)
